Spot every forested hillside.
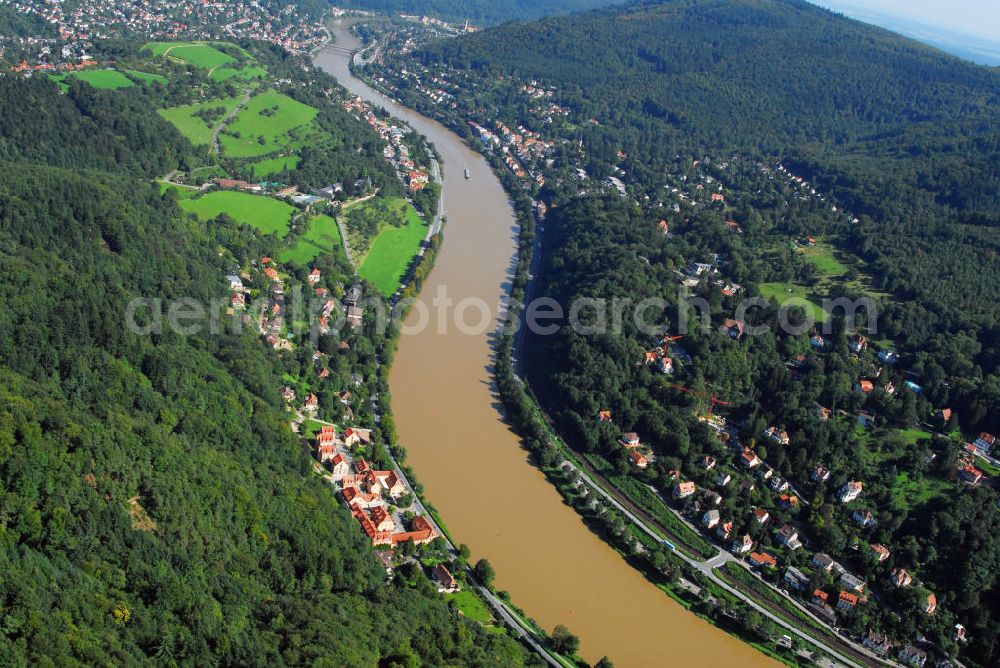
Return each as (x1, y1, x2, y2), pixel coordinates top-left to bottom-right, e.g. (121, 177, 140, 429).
(416, 0, 1000, 314)
(0, 68, 532, 666)
(376, 1, 1000, 665)
(336, 0, 628, 24)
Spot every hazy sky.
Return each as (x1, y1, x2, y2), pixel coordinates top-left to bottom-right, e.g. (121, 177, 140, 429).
(812, 0, 1000, 43)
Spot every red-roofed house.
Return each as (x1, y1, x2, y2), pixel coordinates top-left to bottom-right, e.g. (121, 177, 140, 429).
(838, 591, 859, 611)
(749, 552, 778, 569)
(890, 568, 913, 588)
(432, 563, 459, 593)
(629, 450, 649, 468)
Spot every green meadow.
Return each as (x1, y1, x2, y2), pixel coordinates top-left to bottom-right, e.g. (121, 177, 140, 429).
(251, 155, 300, 177)
(220, 90, 318, 158)
(158, 96, 245, 146)
(359, 198, 429, 296)
(280, 214, 343, 265)
(147, 42, 235, 68)
(180, 191, 295, 237)
(126, 70, 168, 85)
(801, 242, 849, 277)
(159, 182, 199, 199)
(211, 65, 268, 82)
(758, 282, 828, 323)
(51, 69, 135, 90)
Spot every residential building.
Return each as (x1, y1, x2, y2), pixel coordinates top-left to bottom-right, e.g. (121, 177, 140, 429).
(702, 509, 720, 529)
(432, 564, 459, 593)
(890, 568, 914, 588)
(853, 508, 878, 528)
(716, 521, 734, 541)
(839, 480, 864, 503)
(776, 524, 802, 550)
(974, 432, 995, 453)
(732, 534, 754, 554)
(753, 508, 770, 524)
(899, 645, 928, 668)
(837, 591, 859, 612)
(740, 449, 761, 468)
(764, 426, 790, 445)
(811, 465, 831, 482)
(724, 318, 745, 339)
(673, 481, 696, 499)
(870, 544, 891, 562)
(619, 432, 641, 447)
(862, 631, 893, 656)
(629, 450, 649, 468)
(784, 566, 809, 591)
(925, 592, 937, 615)
(841, 571, 866, 594)
(749, 552, 777, 569)
(960, 465, 984, 484)
(813, 552, 836, 572)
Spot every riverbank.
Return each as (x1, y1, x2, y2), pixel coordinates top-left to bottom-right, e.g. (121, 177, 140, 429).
(320, 19, 789, 668)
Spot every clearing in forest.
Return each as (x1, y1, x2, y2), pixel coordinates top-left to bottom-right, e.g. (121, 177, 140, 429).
(280, 214, 344, 265)
(180, 190, 295, 237)
(219, 90, 319, 158)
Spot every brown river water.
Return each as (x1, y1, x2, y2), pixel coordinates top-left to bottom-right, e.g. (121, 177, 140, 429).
(315, 21, 777, 668)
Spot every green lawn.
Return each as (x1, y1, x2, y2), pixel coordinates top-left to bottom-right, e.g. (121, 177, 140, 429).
(146, 40, 253, 58)
(891, 471, 950, 510)
(126, 70, 168, 85)
(158, 96, 245, 146)
(51, 69, 135, 90)
(220, 90, 318, 158)
(155, 43, 235, 69)
(180, 191, 295, 237)
(211, 65, 268, 82)
(445, 590, 495, 624)
(897, 428, 932, 445)
(280, 214, 343, 265)
(801, 243, 849, 277)
(359, 198, 429, 296)
(159, 182, 199, 199)
(759, 282, 828, 323)
(252, 155, 300, 177)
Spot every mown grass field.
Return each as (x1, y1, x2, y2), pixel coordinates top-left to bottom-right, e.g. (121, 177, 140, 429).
(159, 182, 199, 199)
(801, 242, 849, 277)
(158, 96, 245, 146)
(358, 198, 428, 296)
(147, 42, 236, 68)
(126, 70, 168, 85)
(252, 155, 300, 177)
(220, 90, 318, 158)
(51, 69, 135, 90)
(280, 214, 343, 265)
(211, 65, 268, 82)
(445, 591, 494, 624)
(759, 282, 828, 323)
(180, 191, 294, 237)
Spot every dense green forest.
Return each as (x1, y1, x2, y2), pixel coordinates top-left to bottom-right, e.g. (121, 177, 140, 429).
(412, 0, 1000, 330)
(0, 59, 534, 666)
(336, 0, 628, 24)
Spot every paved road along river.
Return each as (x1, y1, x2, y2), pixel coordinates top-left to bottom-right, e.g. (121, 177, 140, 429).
(315, 21, 778, 668)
